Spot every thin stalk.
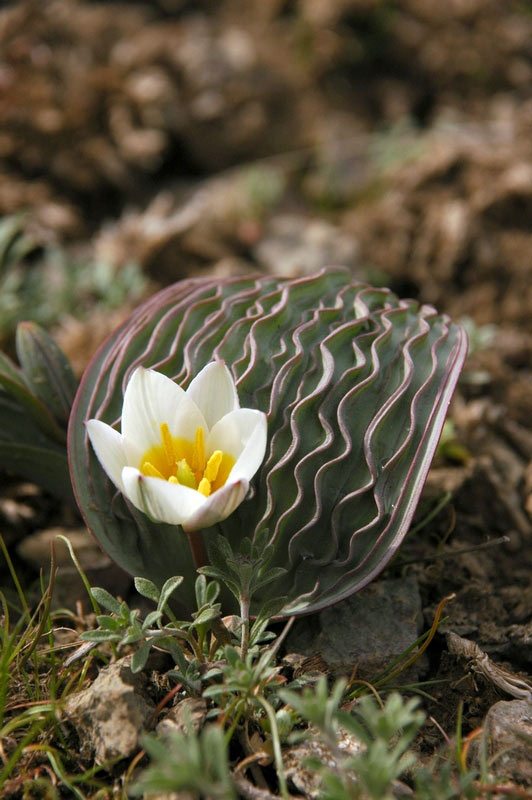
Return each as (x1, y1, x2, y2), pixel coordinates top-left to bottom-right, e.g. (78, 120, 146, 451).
(196, 626, 206, 662)
(370, 619, 452, 685)
(55, 535, 100, 614)
(455, 700, 465, 775)
(142, 626, 193, 639)
(223, 698, 246, 746)
(77, 653, 96, 690)
(239, 593, 250, 661)
(266, 616, 295, 661)
(20, 548, 57, 666)
(0, 718, 49, 785)
(257, 696, 288, 800)
(186, 529, 209, 569)
(123, 747, 147, 799)
(159, 602, 182, 631)
(373, 593, 455, 688)
(407, 491, 452, 536)
(0, 594, 15, 729)
(143, 626, 202, 661)
(0, 533, 31, 621)
(398, 536, 509, 567)
(45, 749, 87, 800)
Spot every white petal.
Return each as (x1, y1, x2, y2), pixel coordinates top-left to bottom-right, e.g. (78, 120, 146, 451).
(86, 419, 127, 492)
(207, 408, 267, 481)
(182, 478, 249, 532)
(121, 367, 206, 466)
(122, 466, 205, 525)
(186, 361, 239, 430)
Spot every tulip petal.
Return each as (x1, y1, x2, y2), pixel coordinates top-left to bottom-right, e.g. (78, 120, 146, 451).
(121, 367, 206, 466)
(186, 361, 239, 430)
(182, 478, 249, 531)
(122, 466, 205, 525)
(86, 420, 127, 492)
(207, 408, 267, 481)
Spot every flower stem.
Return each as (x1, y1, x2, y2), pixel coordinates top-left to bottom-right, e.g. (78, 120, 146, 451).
(239, 592, 250, 661)
(186, 529, 208, 569)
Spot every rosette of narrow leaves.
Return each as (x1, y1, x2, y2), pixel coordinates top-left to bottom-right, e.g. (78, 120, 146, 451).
(0, 321, 77, 501)
(68, 267, 467, 616)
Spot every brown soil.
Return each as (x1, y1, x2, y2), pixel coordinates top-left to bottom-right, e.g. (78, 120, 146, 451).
(1, 0, 531, 793)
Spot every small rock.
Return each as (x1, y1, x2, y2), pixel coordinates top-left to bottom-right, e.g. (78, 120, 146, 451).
(17, 527, 109, 569)
(477, 699, 532, 784)
(62, 657, 155, 763)
(284, 728, 412, 799)
(284, 728, 363, 798)
(17, 526, 131, 609)
(156, 697, 207, 737)
(287, 574, 425, 681)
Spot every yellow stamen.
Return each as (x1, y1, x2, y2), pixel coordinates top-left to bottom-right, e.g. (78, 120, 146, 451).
(191, 426, 206, 473)
(140, 425, 234, 497)
(198, 477, 211, 497)
(160, 422, 175, 468)
(142, 461, 165, 479)
(210, 452, 236, 492)
(176, 458, 196, 489)
(204, 450, 223, 482)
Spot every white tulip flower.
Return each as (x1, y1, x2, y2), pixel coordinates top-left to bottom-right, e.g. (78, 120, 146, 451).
(86, 361, 267, 532)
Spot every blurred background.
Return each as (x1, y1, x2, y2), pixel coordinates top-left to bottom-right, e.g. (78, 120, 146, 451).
(1, 3, 532, 750)
(1, 0, 531, 382)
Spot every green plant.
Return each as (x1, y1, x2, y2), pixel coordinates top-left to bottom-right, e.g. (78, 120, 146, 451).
(69, 268, 467, 617)
(72, 565, 295, 797)
(0, 215, 41, 341)
(79, 573, 233, 684)
(80, 576, 184, 672)
(0, 214, 146, 343)
(413, 763, 477, 800)
(0, 321, 77, 500)
(131, 723, 235, 799)
(0, 539, 130, 796)
(338, 693, 425, 799)
(0, 214, 147, 500)
(200, 530, 287, 659)
(279, 680, 424, 800)
(1, 536, 520, 800)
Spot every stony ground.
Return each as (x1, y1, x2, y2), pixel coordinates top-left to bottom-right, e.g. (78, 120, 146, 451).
(0, 0, 531, 794)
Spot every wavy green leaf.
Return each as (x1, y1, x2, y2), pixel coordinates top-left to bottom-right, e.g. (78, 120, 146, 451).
(68, 268, 467, 616)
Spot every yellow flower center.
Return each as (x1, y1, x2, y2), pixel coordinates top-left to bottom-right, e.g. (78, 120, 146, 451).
(140, 423, 235, 497)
